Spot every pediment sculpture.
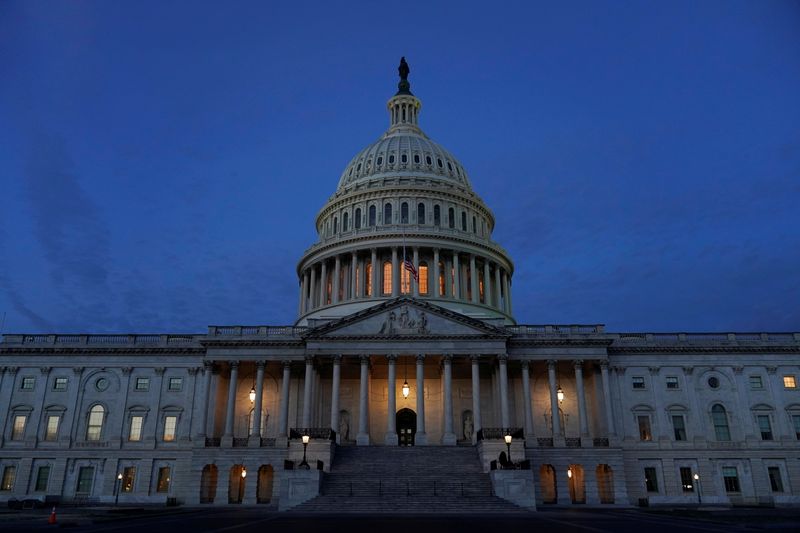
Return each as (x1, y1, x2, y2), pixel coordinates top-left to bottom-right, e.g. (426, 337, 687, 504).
(379, 305, 429, 335)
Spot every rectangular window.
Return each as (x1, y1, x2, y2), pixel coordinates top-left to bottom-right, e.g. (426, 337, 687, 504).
(723, 467, 740, 493)
(672, 415, 687, 441)
(76, 467, 94, 494)
(749, 375, 763, 389)
(637, 416, 652, 441)
(121, 466, 135, 492)
(679, 467, 694, 492)
(53, 377, 68, 391)
(768, 467, 784, 492)
(135, 377, 149, 391)
(129, 416, 143, 442)
(156, 467, 171, 493)
(784, 375, 797, 389)
(632, 376, 645, 389)
(644, 467, 658, 492)
(666, 376, 679, 389)
(793, 415, 800, 440)
(1, 466, 16, 491)
(168, 378, 182, 391)
(21, 377, 35, 390)
(34, 466, 50, 492)
(163, 416, 177, 442)
(45, 415, 60, 441)
(11, 415, 26, 440)
(757, 415, 773, 440)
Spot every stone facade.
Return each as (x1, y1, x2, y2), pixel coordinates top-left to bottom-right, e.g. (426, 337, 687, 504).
(1, 62, 798, 509)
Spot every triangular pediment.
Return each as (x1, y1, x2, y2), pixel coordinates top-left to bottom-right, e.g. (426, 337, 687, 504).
(304, 298, 508, 339)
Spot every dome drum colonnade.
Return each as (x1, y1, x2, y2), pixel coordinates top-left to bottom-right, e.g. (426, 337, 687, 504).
(296, 61, 514, 325)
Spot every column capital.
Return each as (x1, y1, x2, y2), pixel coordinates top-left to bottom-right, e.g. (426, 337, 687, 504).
(154, 367, 166, 376)
(546, 359, 558, 369)
(332, 354, 343, 364)
(203, 360, 215, 370)
(386, 354, 397, 362)
(229, 361, 240, 369)
(572, 359, 584, 370)
(120, 367, 132, 376)
(470, 354, 481, 363)
(600, 360, 610, 370)
(732, 365, 743, 375)
(40, 366, 51, 375)
(304, 355, 315, 364)
(520, 360, 530, 370)
(497, 354, 508, 363)
(442, 354, 453, 363)
(282, 360, 292, 370)
(648, 366, 660, 376)
(360, 354, 371, 364)
(255, 360, 266, 370)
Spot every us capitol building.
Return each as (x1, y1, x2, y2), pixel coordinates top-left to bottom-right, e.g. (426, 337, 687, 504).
(1, 60, 798, 512)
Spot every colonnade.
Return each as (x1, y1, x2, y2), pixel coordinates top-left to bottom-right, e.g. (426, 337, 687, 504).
(298, 248, 512, 316)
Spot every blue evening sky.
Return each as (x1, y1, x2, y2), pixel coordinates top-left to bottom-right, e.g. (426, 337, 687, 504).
(1, 1, 798, 334)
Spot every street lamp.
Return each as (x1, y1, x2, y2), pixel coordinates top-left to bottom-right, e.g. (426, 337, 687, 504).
(693, 473, 702, 505)
(299, 434, 310, 469)
(504, 433, 512, 465)
(568, 467, 573, 479)
(241, 467, 247, 479)
(114, 473, 122, 506)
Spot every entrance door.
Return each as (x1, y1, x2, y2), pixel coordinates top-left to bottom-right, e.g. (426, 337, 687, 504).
(396, 408, 416, 446)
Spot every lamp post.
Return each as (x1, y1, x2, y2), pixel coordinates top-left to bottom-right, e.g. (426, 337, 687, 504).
(504, 433, 512, 465)
(693, 473, 702, 505)
(114, 473, 122, 506)
(299, 434, 310, 469)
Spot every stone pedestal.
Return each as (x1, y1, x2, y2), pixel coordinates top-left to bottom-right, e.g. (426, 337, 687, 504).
(490, 470, 537, 510)
(278, 469, 322, 511)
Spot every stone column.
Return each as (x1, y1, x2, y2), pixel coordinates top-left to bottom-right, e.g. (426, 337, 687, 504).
(357, 355, 370, 445)
(412, 247, 419, 296)
(574, 360, 590, 441)
(547, 360, 562, 437)
(299, 271, 307, 315)
(319, 260, 328, 306)
(370, 248, 378, 298)
(471, 356, 482, 443)
(470, 254, 479, 303)
(444, 258, 452, 298)
(251, 361, 265, 439)
(391, 247, 399, 297)
(197, 361, 214, 438)
(223, 361, 239, 439)
(432, 248, 440, 297)
(415, 354, 427, 444)
(278, 361, 291, 438)
(483, 260, 492, 305)
(452, 252, 461, 300)
(521, 361, 534, 441)
(442, 355, 456, 445)
(350, 252, 358, 299)
(302, 356, 314, 428)
(308, 265, 317, 309)
(494, 266, 502, 309)
(600, 361, 616, 437)
(498, 355, 510, 428)
(385, 355, 398, 445)
(333, 255, 341, 304)
(502, 271, 511, 314)
(330, 355, 342, 441)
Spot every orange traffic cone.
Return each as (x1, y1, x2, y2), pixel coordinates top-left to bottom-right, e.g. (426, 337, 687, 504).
(48, 506, 57, 525)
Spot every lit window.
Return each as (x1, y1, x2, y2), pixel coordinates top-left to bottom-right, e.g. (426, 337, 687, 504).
(644, 467, 658, 493)
(749, 375, 763, 389)
(34, 466, 50, 492)
(163, 416, 177, 442)
(382, 261, 392, 295)
(45, 415, 60, 441)
(757, 415, 773, 440)
(135, 378, 149, 391)
(679, 467, 694, 492)
(121, 466, 135, 492)
(365, 262, 372, 296)
(672, 415, 686, 441)
(722, 467, 740, 492)
(712, 404, 731, 441)
(666, 376, 679, 389)
(168, 378, 182, 391)
(53, 377, 68, 391)
(632, 377, 645, 389)
(419, 263, 428, 294)
(1, 466, 16, 491)
(768, 467, 784, 492)
(401, 265, 411, 294)
(637, 416, 652, 441)
(12, 415, 26, 440)
(156, 467, 171, 493)
(129, 416, 143, 441)
(438, 261, 445, 296)
(86, 405, 104, 441)
(784, 375, 796, 389)
(478, 276, 484, 302)
(21, 377, 35, 390)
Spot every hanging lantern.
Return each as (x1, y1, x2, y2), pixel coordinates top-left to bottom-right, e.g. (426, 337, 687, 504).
(402, 379, 410, 399)
(557, 386, 565, 403)
(249, 387, 256, 403)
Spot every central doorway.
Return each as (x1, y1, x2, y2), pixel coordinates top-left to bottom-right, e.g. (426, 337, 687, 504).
(396, 408, 416, 446)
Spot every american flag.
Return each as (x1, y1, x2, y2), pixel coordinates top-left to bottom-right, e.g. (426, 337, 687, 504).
(403, 258, 418, 282)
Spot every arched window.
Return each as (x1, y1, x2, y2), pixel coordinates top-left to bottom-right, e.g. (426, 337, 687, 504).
(461, 212, 467, 231)
(712, 404, 731, 441)
(368, 205, 376, 226)
(434, 205, 441, 226)
(87, 405, 104, 441)
(414, 154, 420, 164)
(384, 203, 392, 225)
(343, 212, 349, 232)
(401, 202, 409, 224)
(382, 261, 392, 295)
(401, 153, 408, 164)
(401, 265, 411, 294)
(355, 208, 362, 229)
(426, 155, 432, 165)
(448, 207, 455, 229)
(438, 261, 445, 296)
(333, 217, 338, 234)
(419, 262, 428, 294)
(472, 216, 477, 233)
(417, 203, 425, 225)
(326, 269, 332, 305)
(365, 262, 373, 296)
(479, 275, 485, 302)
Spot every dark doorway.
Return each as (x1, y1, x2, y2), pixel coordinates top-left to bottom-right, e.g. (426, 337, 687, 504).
(396, 408, 416, 446)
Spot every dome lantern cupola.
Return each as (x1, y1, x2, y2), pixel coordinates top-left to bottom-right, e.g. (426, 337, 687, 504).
(387, 57, 422, 134)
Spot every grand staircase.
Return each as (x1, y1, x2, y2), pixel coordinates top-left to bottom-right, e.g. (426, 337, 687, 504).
(288, 446, 530, 514)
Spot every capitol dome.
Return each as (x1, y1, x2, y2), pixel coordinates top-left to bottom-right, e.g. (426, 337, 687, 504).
(296, 59, 515, 326)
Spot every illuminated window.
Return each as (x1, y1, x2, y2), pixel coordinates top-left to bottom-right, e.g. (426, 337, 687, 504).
(355, 263, 361, 296)
(434, 205, 441, 226)
(368, 205, 376, 226)
(479, 276, 484, 302)
(419, 263, 428, 294)
(401, 202, 408, 223)
(129, 416, 143, 441)
(365, 262, 372, 296)
(45, 415, 60, 441)
(784, 375, 796, 389)
(438, 261, 445, 296)
(384, 203, 392, 225)
(382, 261, 392, 295)
(326, 270, 332, 304)
(1, 466, 16, 491)
(401, 266, 410, 294)
(156, 467, 171, 493)
(712, 404, 730, 441)
(12, 415, 26, 440)
(637, 416, 652, 441)
(121, 466, 136, 492)
(417, 203, 425, 224)
(86, 405, 104, 441)
(448, 207, 455, 229)
(163, 416, 177, 442)
(355, 208, 362, 229)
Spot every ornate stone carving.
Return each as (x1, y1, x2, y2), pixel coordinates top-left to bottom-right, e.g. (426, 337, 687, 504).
(573, 360, 584, 370)
(40, 366, 51, 375)
(379, 305, 429, 334)
(187, 367, 200, 376)
(732, 366, 744, 375)
(682, 366, 694, 375)
(121, 367, 133, 376)
(766, 366, 777, 375)
(154, 367, 166, 376)
(72, 367, 83, 375)
(7, 366, 18, 375)
(648, 366, 660, 376)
